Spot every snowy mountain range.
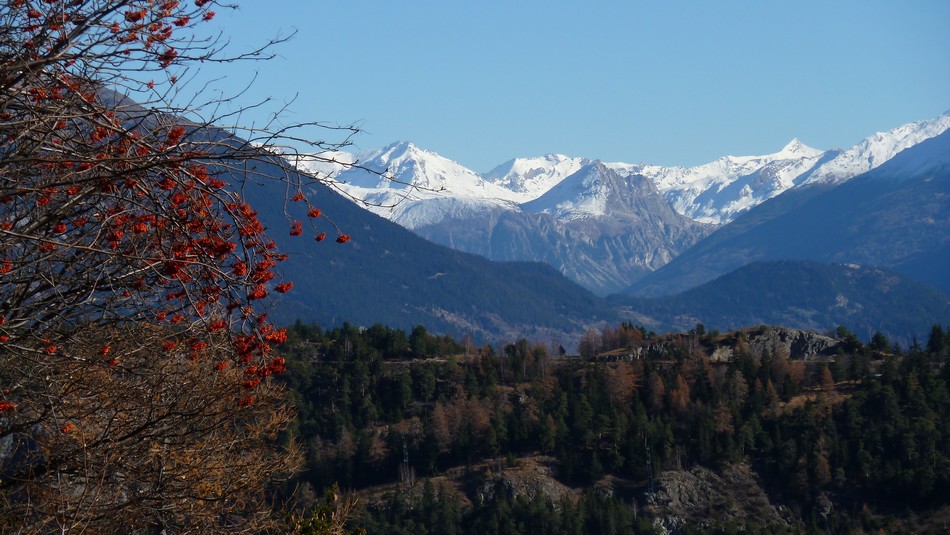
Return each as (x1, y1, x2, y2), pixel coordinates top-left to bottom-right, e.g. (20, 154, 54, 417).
(613, 138, 833, 224)
(624, 127, 950, 299)
(326, 110, 949, 225)
(300, 110, 950, 294)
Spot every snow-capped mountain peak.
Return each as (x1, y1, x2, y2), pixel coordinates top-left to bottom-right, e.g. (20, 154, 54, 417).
(328, 141, 522, 227)
(863, 127, 950, 180)
(776, 138, 824, 159)
(484, 153, 592, 201)
(520, 161, 677, 223)
(521, 162, 612, 220)
(335, 141, 517, 201)
(612, 140, 831, 224)
(799, 110, 950, 186)
(311, 111, 950, 228)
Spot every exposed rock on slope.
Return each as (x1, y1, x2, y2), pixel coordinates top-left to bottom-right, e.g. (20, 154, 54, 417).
(613, 325, 840, 362)
(476, 457, 573, 506)
(743, 326, 840, 360)
(414, 162, 713, 295)
(646, 463, 799, 534)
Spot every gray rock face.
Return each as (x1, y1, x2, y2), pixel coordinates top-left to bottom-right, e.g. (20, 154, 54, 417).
(645, 463, 799, 534)
(744, 326, 840, 360)
(414, 163, 713, 295)
(475, 458, 572, 505)
(616, 326, 839, 362)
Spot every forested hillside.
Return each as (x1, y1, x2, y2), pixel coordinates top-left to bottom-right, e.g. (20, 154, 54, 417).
(277, 321, 950, 534)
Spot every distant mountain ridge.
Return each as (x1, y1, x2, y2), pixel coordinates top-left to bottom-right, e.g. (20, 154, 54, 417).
(98, 94, 949, 351)
(412, 162, 712, 295)
(608, 138, 832, 224)
(611, 260, 950, 346)
(320, 111, 950, 295)
(625, 128, 950, 297)
(799, 112, 950, 185)
(225, 133, 950, 347)
(328, 110, 950, 226)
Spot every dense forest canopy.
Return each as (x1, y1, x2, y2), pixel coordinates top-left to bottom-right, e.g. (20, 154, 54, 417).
(275, 320, 950, 534)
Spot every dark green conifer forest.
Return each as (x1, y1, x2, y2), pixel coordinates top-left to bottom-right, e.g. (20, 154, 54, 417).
(277, 321, 950, 534)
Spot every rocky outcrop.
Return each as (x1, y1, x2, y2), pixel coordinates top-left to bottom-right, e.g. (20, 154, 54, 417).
(475, 457, 573, 505)
(744, 326, 840, 360)
(645, 463, 799, 534)
(610, 326, 840, 363)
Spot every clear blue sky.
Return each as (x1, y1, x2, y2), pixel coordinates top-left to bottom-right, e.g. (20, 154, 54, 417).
(189, 1, 950, 172)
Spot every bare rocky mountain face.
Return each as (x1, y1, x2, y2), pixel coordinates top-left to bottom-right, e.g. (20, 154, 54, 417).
(357, 456, 802, 534)
(411, 162, 714, 295)
(737, 326, 840, 361)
